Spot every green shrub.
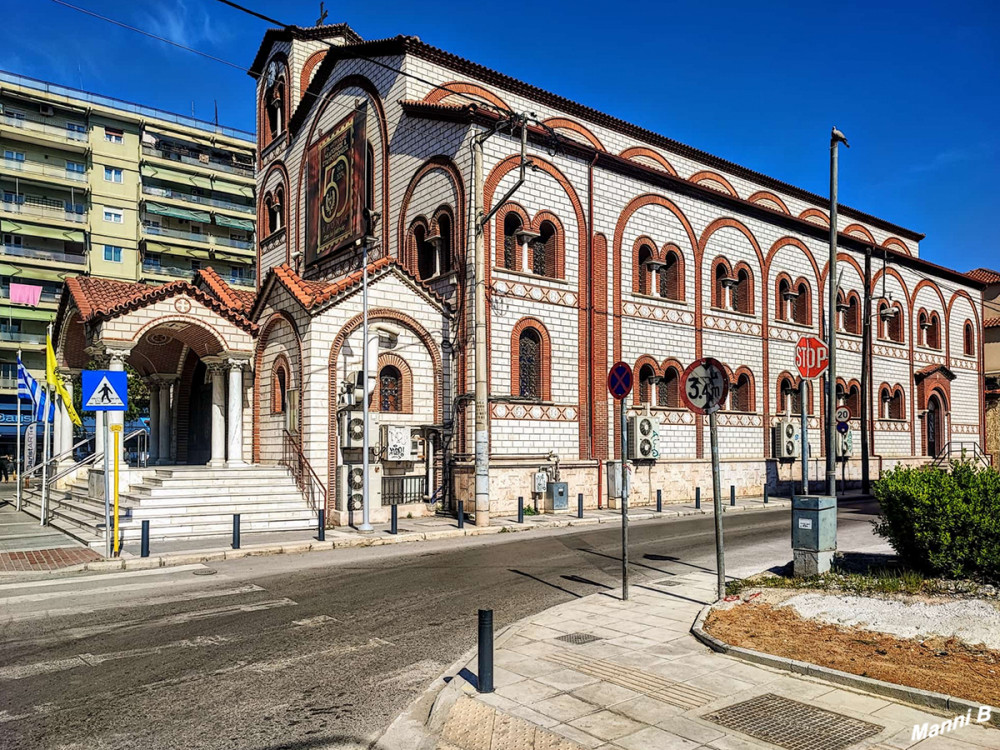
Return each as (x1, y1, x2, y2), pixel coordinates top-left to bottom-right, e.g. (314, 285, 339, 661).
(873, 462, 1000, 582)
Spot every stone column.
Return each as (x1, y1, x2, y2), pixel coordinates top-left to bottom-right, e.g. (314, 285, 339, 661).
(207, 360, 226, 467)
(157, 380, 172, 465)
(95, 412, 105, 456)
(226, 360, 247, 467)
(86, 347, 110, 458)
(59, 374, 75, 464)
(147, 380, 160, 464)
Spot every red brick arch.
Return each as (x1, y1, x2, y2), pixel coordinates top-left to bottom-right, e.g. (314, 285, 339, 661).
(396, 155, 466, 268)
(618, 147, 677, 175)
(271, 354, 291, 414)
(371, 352, 414, 414)
(882, 237, 911, 255)
(530, 209, 567, 279)
(510, 317, 552, 401)
(424, 80, 510, 111)
(844, 224, 876, 243)
(799, 208, 830, 226)
(253, 310, 303, 462)
(299, 50, 327, 96)
(747, 191, 790, 214)
(542, 117, 605, 151)
(493, 202, 531, 271)
(689, 170, 739, 198)
(632, 354, 661, 405)
(730, 366, 757, 412)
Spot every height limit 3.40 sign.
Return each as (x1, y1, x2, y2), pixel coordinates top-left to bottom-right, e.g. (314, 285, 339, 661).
(681, 358, 729, 415)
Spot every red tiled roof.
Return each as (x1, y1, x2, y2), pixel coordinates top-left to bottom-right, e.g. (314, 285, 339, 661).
(253, 256, 448, 320)
(195, 267, 256, 314)
(966, 267, 1000, 284)
(914, 363, 956, 381)
(64, 275, 256, 333)
(985, 316, 1000, 329)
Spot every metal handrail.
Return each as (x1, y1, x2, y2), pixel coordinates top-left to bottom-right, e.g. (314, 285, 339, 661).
(25, 428, 150, 485)
(931, 441, 989, 469)
(280, 429, 327, 512)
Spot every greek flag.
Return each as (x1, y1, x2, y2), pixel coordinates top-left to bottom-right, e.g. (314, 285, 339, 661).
(16, 354, 54, 422)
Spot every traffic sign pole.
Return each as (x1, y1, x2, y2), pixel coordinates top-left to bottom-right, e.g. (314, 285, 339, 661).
(608, 361, 633, 602)
(112, 424, 122, 556)
(800, 379, 809, 495)
(708, 409, 725, 601)
(103, 419, 111, 559)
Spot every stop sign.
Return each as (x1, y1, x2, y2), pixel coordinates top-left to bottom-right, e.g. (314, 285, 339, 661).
(795, 336, 829, 379)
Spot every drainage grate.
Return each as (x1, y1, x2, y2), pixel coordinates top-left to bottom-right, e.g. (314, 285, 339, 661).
(703, 694, 883, 750)
(556, 632, 603, 645)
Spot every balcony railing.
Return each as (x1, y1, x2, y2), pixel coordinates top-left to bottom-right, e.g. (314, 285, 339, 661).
(0, 375, 18, 389)
(142, 223, 253, 250)
(1, 158, 87, 182)
(1, 200, 86, 223)
(142, 145, 254, 178)
(0, 331, 46, 344)
(142, 260, 255, 287)
(0, 243, 86, 265)
(142, 184, 254, 214)
(1, 288, 60, 304)
(381, 476, 429, 506)
(1, 112, 88, 142)
(214, 235, 252, 250)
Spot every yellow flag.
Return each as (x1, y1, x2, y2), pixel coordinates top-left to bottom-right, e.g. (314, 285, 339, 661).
(46, 333, 82, 427)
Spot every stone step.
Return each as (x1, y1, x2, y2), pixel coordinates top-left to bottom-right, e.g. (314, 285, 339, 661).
(140, 475, 298, 490)
(129, 483, 301, 497)
(149, 467, 294, 480)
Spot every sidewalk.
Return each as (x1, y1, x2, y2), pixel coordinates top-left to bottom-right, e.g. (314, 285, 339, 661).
(382, 569, 1000, 750)
(3, 494, 796, 575)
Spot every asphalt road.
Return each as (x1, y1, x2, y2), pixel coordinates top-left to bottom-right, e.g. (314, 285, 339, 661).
(0, 500, 889, 750)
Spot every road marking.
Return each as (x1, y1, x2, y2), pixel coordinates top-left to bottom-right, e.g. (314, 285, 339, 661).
(0, 563, 206, 591)
(243, 637, 392, 673)
(291, 614, 340, 627)
(0, 576, 230, 606)
(1, 584, 266, 622)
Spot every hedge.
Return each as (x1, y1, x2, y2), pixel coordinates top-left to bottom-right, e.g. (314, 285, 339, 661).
(873, 462, 1000, 582)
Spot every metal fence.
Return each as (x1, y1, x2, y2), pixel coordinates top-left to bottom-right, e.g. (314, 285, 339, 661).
(381, 475, 427, 506)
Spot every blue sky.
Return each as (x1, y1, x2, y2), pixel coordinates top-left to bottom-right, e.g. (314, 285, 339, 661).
(4, 0, 998, 272)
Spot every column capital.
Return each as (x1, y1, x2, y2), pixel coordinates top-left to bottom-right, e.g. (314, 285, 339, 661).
(86, 344, 131, 368)
(203, 357, 228, 374)
(149, 373, 178, 385)
(225, 356, 252, 372)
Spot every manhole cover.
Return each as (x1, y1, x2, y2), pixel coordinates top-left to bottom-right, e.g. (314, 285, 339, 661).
(192, 569, 218, 576)
(703, 694, 882, 750)
(556, 632, 603, 645)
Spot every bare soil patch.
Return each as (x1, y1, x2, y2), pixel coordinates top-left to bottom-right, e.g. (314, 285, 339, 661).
(705, 601, 1000, 707)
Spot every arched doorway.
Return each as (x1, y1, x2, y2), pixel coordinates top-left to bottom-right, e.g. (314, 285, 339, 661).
(926, 394, 942, 458)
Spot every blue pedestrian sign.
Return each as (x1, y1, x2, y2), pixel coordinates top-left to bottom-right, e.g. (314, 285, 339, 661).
(607, 361, 633, 401)
(836, 421, 850, 435)
(82, 370, 128, 412)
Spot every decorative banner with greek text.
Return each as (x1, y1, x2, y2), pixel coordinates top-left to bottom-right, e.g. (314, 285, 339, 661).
(305, 103, 367, 265)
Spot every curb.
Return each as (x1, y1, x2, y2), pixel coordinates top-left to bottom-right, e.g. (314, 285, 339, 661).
(12, 500, 792, 577)
(691, 603, 1000, 727)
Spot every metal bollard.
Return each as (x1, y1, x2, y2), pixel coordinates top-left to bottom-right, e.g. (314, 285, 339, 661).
(478, 609, 494, 693)
(533, 495, 539, 514)
(391, 504, 398, 535)
(695, 486, 701, 510)
(730, 485, 736, 507)
(577, 493, 584, 519)
(458, 500, 465, 529)
(763, 487, 769, 504)
(518, 496, 524, 524)
(317, 509, 326, 542)
(232, 513, 241, 550)
(657, 488, 662, 513)
(140, 520, 149, 558)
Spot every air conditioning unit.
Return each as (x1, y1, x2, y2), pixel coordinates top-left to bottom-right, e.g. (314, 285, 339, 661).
(381, 424, 415, 462)
(340, 410, 379, 449)
(774, 419, 801, 460)
(836, 429, 854, 459)
(198, 152, 210, 163)
(340, 463, 382, 511)
(627, 415, 659, 460)
(39, 104, 54, 117)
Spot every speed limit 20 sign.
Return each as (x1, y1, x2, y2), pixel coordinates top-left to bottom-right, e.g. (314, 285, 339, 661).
(680, 358, 729, 415)
(796, 336, 829, 379)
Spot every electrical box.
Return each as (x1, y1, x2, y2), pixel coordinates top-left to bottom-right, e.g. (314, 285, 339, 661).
(340, 410, 379, 449)
(340, 463, 382, 511)
(381, 424, 415, 462)
(532, 471, 549, 495)
(606, 460, 622, 498)
(835, 429, 854, 459)
(627, 415, 659, 460)
(545, 482, 568, 512)
(774, 419, 801, 460)
(791, 495, 837, 552)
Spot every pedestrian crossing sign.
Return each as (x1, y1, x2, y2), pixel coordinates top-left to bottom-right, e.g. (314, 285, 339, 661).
(82, 370, 128, 412)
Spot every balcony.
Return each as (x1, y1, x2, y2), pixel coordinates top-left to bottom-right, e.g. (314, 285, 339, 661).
(142, 224, 253, 252)
(0, 242, 86, 266)
(1, 157, 88, 187)
(141, 184, 254, 215)
(214, 235, 252, 250)
(1, 287, 60, 306)
(143, 260, 254, 287)
(2, 197, 86, 224)
(0, 331, 46, 345)
(142, 144, 254, 179)
(1, 113, 89, 151)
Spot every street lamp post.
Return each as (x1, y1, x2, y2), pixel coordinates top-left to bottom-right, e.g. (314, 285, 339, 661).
(827, 127, 848, 497)
(359, 210, 380, 534)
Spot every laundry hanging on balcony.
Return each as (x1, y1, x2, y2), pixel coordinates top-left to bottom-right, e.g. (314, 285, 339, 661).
(9, 282, 42, 307)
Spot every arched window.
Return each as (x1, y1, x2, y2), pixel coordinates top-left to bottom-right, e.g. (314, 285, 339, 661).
(793, 280, 810, 325)
(264, 72, 286, 142)
(379, 365, 402, 412)
(272, 360, 288, 414)
(881, 385, 904, 420)
(733, 265, 753, 314)
(964, 321, 975, 356)
(879, 301, 903, 343)
(517, 328, 542, 399)
(659, 366, 680, 408)
(777, 276, 794, 322)
(660, 248, 681, 300)
(637, 243, 655, 295)
(712, 259, 732, 310)
(927, 313, 941, 350)
(414, 223, 436, 281)
(365, 141, 375, 218)
(778, 375, 805, 415)
(437, 212, 452, 275)
(503, 213, 521, 271)
(918, 310, 928, 346)
(844, 293, 861, 334)
(638, 363, 657, 404)
(729, 372, 753, 412)
(532, 220, 557, 277)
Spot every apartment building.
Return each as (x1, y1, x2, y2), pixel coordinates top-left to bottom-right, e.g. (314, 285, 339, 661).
(0, 70, 256, 447)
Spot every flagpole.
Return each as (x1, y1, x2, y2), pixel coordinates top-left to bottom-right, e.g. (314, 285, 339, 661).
(15, 349, 21, 513)
(40, 382, 50, 526)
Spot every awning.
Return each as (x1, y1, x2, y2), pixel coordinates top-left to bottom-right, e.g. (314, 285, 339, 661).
(214, 214, 254, 232)
(156, 245, 213, 261)
(213, 180, 255, 199)
(0, 306, 56, 322)
(212, 250, 255, 263)
(0, 219, 85, 243)
(144, 202, 211, 224)
(140, 164, 198, 188)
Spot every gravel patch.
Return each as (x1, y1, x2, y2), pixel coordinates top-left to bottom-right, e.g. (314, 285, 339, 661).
(779, 592, 1000, 649)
